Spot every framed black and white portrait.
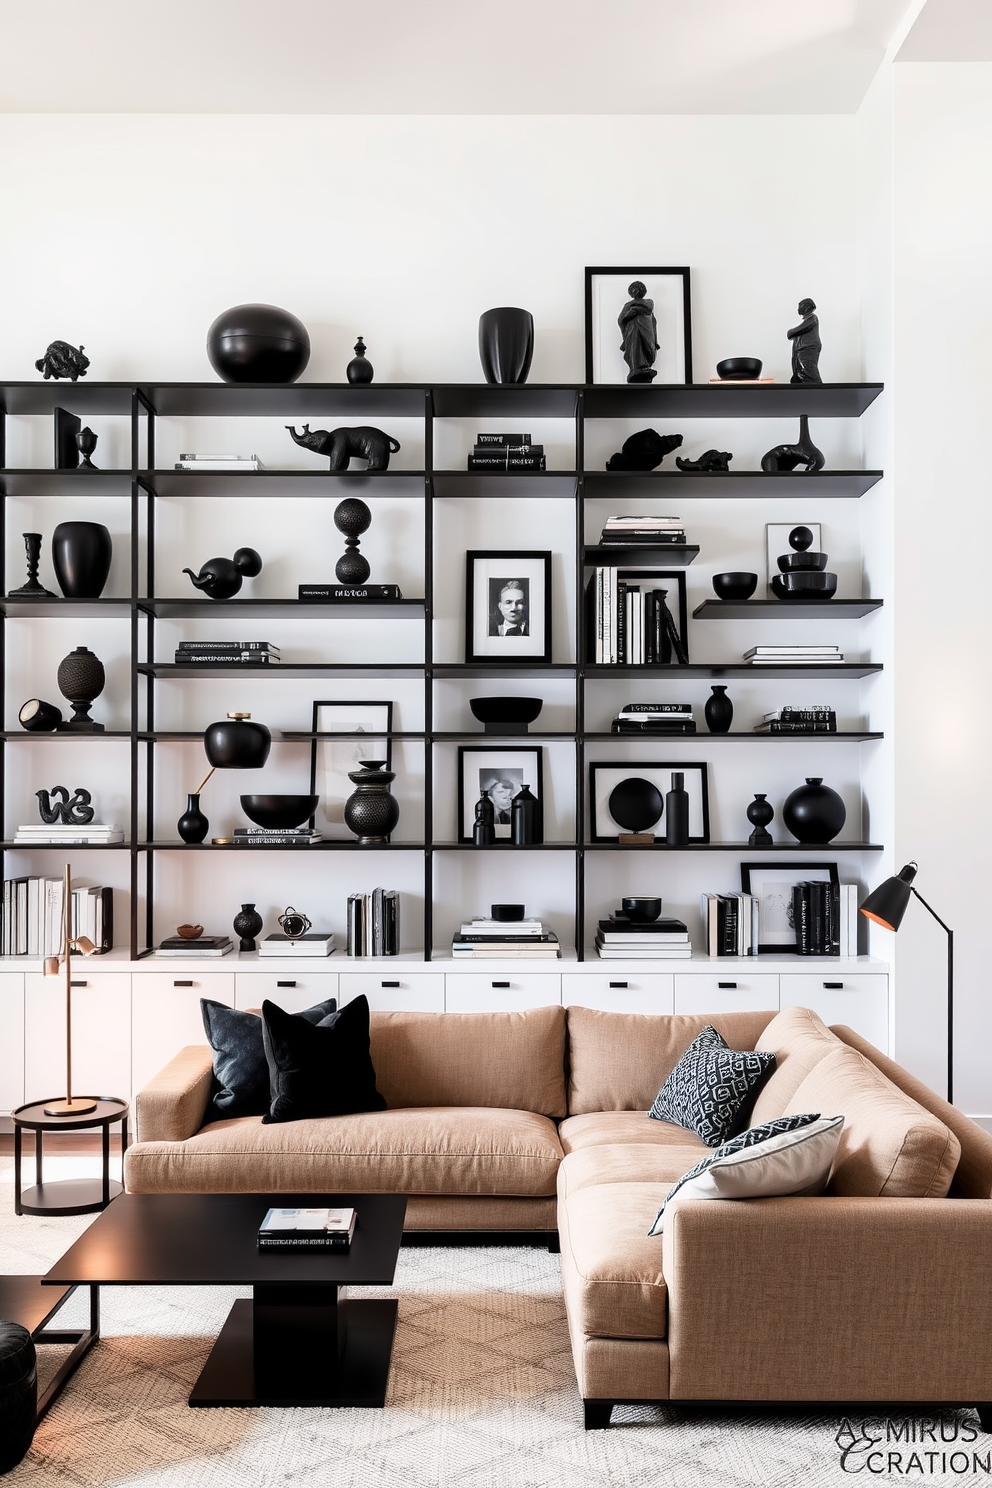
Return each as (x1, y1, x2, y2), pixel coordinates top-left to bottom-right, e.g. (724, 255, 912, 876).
(308, 700, 392, 838)
(739, 860, 839, 952)
(465, 551, 552, 664)
(589, 761, 710, 844)
(584, 266, 692, 386)
(457, 745, 543, 842)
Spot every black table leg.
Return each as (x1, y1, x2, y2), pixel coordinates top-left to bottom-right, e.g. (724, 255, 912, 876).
(101, 1120, 110, 1208)
(35, 1129, 42, 1190)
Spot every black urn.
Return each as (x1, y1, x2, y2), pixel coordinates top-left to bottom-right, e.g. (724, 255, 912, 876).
(782, 777, 847, 844)
(233, 902, 264, 953)
(346, 336, 374, 384)
(206, 303, 310, 384)
(52, 521, 112, 599)
(343, 760, 399, 844)
(204, 712, 272, 770)
(56, 646, 105, 731)
(704, 685, 733, 733)
(746, 793, 775, 845)
(478, 307, 534, 385)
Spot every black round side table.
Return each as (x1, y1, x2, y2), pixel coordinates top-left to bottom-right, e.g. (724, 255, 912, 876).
(12, 1098, 128, 1217)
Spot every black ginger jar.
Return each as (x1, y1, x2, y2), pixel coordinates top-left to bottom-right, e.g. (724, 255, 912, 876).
(206, 303, 310, 384)
(343, 760, 399, 844)
(782, 777, 846, 844)
(52, 521, 112, 599)
(204, 712, 272, 770)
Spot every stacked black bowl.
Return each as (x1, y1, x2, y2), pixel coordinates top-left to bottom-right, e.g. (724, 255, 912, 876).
(771, 525, 837, 602)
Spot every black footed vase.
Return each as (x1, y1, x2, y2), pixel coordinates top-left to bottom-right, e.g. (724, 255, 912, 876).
(479, 308, 534, 385)
(344, 760, 400, 845)
(747, 793, 775, 845)
(52, 522, 112, 599)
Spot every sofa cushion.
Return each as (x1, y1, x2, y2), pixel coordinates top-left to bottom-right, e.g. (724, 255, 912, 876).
(558, 1168, 668, 1340)
(370, 1005, 566, 1118)
(647, 1113, 840, 1234)
(556, 1142, 709, 1194)
(201, 997, 336, 1120)
(785, 1045, 961, 1197)
(749, 1005, 840, 1125)
(559, 1111, 709, 1160)
(565, 1006, 774, 1115)
(261, 996, 386, 1123)
(649, 1026, 775, 1146)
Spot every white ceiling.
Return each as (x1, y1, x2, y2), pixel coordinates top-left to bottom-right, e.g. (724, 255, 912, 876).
(0, 0, 920, 114)
(897, 0, 992, 59)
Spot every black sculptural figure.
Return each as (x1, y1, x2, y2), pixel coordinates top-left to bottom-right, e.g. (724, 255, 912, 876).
(36, 786, 95, 826)
(676, 449, 733, 472)
(334, 498, 372, 584)
(618, 282, 659, 383)
(286, 424, 400, 471)
(184, 547, 263, 600)
(787, 299, 822, 384)
(761, 416, 825, 473)
(35, 342, 90, 381)
(606, 429, 682, 472)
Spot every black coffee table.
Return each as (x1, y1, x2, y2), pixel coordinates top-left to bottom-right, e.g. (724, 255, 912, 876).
(43, 1192, 407, 1408)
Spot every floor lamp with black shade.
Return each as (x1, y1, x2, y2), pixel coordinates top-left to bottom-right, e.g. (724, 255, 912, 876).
(860, 861, 954, 1104)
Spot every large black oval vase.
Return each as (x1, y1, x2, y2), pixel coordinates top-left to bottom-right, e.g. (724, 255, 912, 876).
(52, 522, 112, 598)
(479, 307, 534, 385)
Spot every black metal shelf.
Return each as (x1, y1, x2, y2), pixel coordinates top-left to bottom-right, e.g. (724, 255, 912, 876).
(0, 841, 131, 850)
(582, 731, 884, 742)
(0, 470, 134, 497)
(136, 383, 429, 418)
(0, 384, 137, 415)
(584, 544, 699, 566)
(142, 470, 427, 498)
(692, 599, 884, 619)
(137, 598, 425, 620)
(431, 842, 578, 851)
(0, 598, 131, 618)
(431, 385, 579, 419)
(140, 663, 425, 679)
(582, 383, 884, 419)
(432, 663, 576, 679)
(581, 470, 883, 498)
(584, 841, 883, 851)
(2, 730, 131, 741)
(430, 731, 576, 742)
(582, 663, 882, 679)
(140, 840, 427, 851)
(433, 473, 577, 499)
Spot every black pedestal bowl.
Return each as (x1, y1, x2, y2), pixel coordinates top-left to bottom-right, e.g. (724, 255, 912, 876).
(240, 794, 319, 830)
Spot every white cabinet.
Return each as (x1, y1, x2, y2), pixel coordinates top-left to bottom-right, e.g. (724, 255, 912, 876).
(674, 971, 780, 1017)
(340, 972, 444, 1013)
(780, 972, 889, 1049)
(24, 971, 132, 1104)
(444, 972, 561, 1013)
(235, 971, 338, 1014)
(562, 971, 674, 1014)
(131, 970, 234, 1097)
(0, 974, 24, 1113)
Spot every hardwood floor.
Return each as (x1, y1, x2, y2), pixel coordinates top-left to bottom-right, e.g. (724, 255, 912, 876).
(0, 1134, 125, 1154)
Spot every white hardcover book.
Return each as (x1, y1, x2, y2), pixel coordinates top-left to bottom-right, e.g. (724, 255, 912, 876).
(26, 877, 41, 957)
(595, 567, 603, 665)
(847, 883, 860, 956)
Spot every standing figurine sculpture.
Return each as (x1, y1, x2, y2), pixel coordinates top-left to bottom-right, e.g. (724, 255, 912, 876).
(788, 298, 822, 384)
(618, 282, 659, 384)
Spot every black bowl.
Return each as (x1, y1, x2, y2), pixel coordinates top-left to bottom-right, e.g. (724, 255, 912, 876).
(716, 357, 762, 380)
(712, 571, 758, 602)
(470, 697, 543, 726)
(621, 897, 662, 923)
(491, 903, 526, 922)
(778, 551, 828, 572)
(240, 793, 319, 829)
(771, 572, 838, 601)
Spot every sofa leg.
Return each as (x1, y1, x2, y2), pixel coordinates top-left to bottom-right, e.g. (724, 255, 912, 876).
(584, 1400, 613, 1430)
(547, 1234, 560, 1254)
(976, 1405, 992, 1433)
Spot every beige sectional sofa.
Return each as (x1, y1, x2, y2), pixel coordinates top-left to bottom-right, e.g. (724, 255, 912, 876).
(124, 1003, 992, 1429)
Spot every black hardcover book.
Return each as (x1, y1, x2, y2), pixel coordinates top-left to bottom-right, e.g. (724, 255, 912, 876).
(158, 934, 231, 949)
(298, 584, 402, 601)
(612, 720, 697, 733)
(474, 433, 531, 447)
(754, 722, 838, 733)
(600, 533, 687, 545)
(600, 918, 688, 935)
(809, 879, 827, 954)
(621, 703, 692, 714)
(717, 895, 738, 957)
(616, 580, 627, 663)
(473, 443, 543, 457)
(97, 885, 113, 954)
(793, 884, 811, 954)
(828, 882, 841, 956)
(466, 455, 546, 470)
(177, 641, 278, 652)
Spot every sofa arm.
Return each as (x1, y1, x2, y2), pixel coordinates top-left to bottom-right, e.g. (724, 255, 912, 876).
(663, 1196, 992, 1402)
(133, 1045, 215, 1143)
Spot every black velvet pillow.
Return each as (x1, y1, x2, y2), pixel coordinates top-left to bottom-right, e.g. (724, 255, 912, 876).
(260, 994, 386, 1124)
(201, 996, 336, 1120)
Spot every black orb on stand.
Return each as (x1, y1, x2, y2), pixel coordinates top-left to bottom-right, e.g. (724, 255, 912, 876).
(334, 498, 372, 584)
(56, 646, 105, 731)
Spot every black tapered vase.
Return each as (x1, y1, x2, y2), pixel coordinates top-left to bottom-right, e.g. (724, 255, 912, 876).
(52, 521, 112, 599)
(479, 307, 534, 385)
(177, 793, 209, 844)
(704, 685, 733, 733)
(510, 783, 542, 845)
(665, 773, 690, 847)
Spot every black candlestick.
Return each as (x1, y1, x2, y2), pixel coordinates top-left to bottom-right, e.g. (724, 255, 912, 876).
(8, 533, 55, 599)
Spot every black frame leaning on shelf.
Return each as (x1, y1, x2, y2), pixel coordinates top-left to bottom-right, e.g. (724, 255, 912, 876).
(584, 266, 693, 386)
(309, 700, 393, 841)
(465, 550, 552, 665)
(456, 745, 544, 843)
(740, 859, 839, 952)
(588, 761, 711, 844)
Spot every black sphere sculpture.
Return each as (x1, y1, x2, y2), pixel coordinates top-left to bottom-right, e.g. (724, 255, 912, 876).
(787, 298, 822, 384)
(184, 547, 262, 600)
(206, 303, 310, 384)
(333, 498, 373, 584)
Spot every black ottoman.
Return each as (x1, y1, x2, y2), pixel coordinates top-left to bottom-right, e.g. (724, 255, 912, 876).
(0, 1323, 36, 1474)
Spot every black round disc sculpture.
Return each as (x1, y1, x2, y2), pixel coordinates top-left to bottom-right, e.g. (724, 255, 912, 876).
(334, 498, 373, 584)
(206, 303, 310, 384)
(609, 778, 663, 835)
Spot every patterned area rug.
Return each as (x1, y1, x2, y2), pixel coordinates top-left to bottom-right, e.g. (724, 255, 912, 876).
(0, 1157, 985, 1487)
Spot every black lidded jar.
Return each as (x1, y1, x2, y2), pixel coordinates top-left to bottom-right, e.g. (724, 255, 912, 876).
(203, 711, 271, 770)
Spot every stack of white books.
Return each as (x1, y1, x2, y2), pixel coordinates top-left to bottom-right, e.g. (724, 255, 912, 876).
(258, 932, 336, 958)
(174, 452, 264, 472)
(451, 917, 560, 958)
(743, 645, 844, 665)
(14, 823, 124, 845)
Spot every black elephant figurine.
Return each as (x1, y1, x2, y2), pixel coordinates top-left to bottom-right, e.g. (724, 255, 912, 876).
(35, 341, 90, 381)
(605, 429, 682, 472)
(286, 423, 400, 471)
(676, 449, 733, 472)
(183, 547, 263, 600)
(36, 786, 95, 825)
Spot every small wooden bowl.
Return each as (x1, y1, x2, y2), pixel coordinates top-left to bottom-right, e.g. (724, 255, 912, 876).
(176, 923, 204, 939)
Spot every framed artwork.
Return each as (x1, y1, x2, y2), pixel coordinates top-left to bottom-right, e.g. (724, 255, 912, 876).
(766, 521, 822, 596)
(584, 266, 692, 386)
(457, 745, 543, 842)
(739, 860, 839, 952)
(309, 700, 393, 837)
(465, 550, 552, 664)
(589, 761, 710, 844)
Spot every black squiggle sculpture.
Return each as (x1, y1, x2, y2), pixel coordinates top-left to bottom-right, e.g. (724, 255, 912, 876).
(36, 786, 95, 825)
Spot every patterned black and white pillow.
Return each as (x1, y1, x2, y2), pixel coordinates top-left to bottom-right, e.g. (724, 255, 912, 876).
(648, 1025, 775, 1146)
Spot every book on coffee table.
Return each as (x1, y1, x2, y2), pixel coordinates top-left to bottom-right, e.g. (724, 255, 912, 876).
(257, 1206, 356, 1250)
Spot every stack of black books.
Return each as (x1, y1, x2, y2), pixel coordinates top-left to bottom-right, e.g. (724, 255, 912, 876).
(452, 915, 560, 958)
(754, 705, 838, 734)
(174, 640, 280, 665)
(595, 914, 691, 960)
(793, 881, 841, 956)
(347, 888, 400, 956)
(599, 514, 687, 546)
(467, 433, 545, 471)
(612, 702, 696, 734)
(157, 934, 233, 957)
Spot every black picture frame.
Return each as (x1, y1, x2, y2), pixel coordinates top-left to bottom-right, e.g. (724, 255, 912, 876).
(465, 550, 552, 665)
(308, 700, 393, 839)
(457, 745, 544, 842)
(740, 860, 840, 952)
(584, 266, 692, 386)
(588, 761, 710, 844)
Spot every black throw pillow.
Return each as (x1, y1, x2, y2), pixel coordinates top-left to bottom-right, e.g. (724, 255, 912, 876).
(261, 994, 386, 1124)
(201, 996, 336, 1120)
(648, 1024, 776, 1147)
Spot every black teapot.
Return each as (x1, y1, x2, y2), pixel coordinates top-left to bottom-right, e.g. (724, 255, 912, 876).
(183, 547, 262, 601)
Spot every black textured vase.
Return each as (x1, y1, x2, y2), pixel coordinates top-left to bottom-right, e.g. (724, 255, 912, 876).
(233, 902, 264, 953)
(747, 793, 775, 845)
(344, 760, 400, 845)
(665, 772, 690, 847)
(56, 646, 105, 731)
(478, 307, 534, 385)
(0, 1323, 36, 1473)
(177, 792, 209, 844)
(204, 712, 271, 770)
(704, 685, 733, 733)
(206, 303, 310, 384)
(52, 521, 112, 599)
(511, 783, 542, 845)
(782, 777, 846, 844)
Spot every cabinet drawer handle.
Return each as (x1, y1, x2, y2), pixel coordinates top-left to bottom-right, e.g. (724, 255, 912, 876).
(381, 980, 400, 988)
(717, 981, 737, 989)
(492, 981, 510, 989)
(276, 980, 296, 988)
(609, 981, 628, 989)
(70, 979, 88, 988)
(823, 981, 844, 989)
(173, 980, 193, 988)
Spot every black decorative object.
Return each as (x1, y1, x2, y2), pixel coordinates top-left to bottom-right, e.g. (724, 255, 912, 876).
(510, 782, 542, 845)
(204, 712, 272, 770)
(36, 341, 89, 381)
(75, 428, 98, 469)
(491, 904, 525, 921)
(346, 336, 374, 384)
(36, 787, 94, 825)
(0, 1322, 36, 1474)
(240, 794, 318, 830)
(183, 547, 262, 601)
(333, 497, 372, 584)
(585, 267, 692, 385)
(788, 298, 822, 384)
(705, 685, 733, 733)
(233, 902, 264, 953)
(478, 307, 534, 385)
(608, 777, 663, 844)
(469, 696, 543, 734)
(177, 792, 209, 844)
(458, 745, 543, 841)
(344, 759, 399, 844)
(711, 572, 757, 602)
(676, 449, 733, 472)
(591, 761, 710, 843)
(771, 523, 837, 602)
(618, 281, 659, 383)
(278, 907, 313, 939)
(18, 698, 63, 732)
(206, 303, 310, 384)
(621, 897, 662, 922)
(8, 532, 55, 599)
(56, 646, 105, 731)
(473, 789, 495, 846)
(605, 429, 682, 472)
(747, 793, 775, 845)
(52, 521, 112, 599)
(54, 406, 80, 468)
(285, 423, 400, 471)
(777, 526, 826, 569)
(665, 771, 690, 847)
(761, 415, 825, 473)
(716, 357, 762, 380)
(782, 777, 846, 844)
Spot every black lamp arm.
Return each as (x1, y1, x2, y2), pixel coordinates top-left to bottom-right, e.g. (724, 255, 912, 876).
(911, 887, 954, 1105)
(910, 886, 953, 938)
